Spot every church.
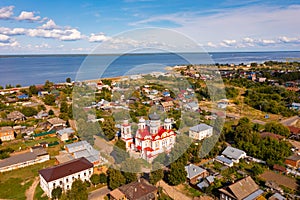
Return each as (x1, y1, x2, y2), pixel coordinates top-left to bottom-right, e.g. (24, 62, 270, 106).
(120, 113, 176, 162)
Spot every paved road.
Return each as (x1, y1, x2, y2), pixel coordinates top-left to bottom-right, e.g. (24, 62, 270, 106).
(88, 186, 110, 200)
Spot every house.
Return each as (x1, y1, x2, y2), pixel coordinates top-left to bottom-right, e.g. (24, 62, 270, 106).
(185, 164, 208, 184)
(17, 94, 29, 100)
(189, 124, 213, 141)
(0, 146, 49, 172)
(120, 113, 176, 163)
(215, 156, 234, 167)
(217, 99, 229, 109)
(184, 101, 199, 111)
(57, 128, 75, 141)
(273, 164, 287, 174)
(268, 193, 285, 200)
(288, 126, 300, 140)
(35, 110, 49, 119)
(0, 126, 14, 141)
(109, 179, 157, 200)
(197, 175, 215, 191)
(221, 146, 246, 163)
(39, 157, 93, 198)
(161, 101, 174, 112)
(63, 140, 102, 166)
(219, 176, 264, 200)
(7, 111, 26, 122)
(284, 154, 300, 168)
(290, 102, 300, 111)
(47, 117, 66, 131)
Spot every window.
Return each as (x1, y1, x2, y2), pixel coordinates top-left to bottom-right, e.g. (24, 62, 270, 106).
(67, 185, 69, 190)
(84, 172, 86, 176)
(66, 178, 68, 183)
(53, 183, 56, 188)
(60, 181, 62, 185)
(78, 174, 80, 178)
(89, 170, 91, 175)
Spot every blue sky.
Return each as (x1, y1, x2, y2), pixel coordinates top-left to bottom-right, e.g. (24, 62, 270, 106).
(0, 0, 299, 54)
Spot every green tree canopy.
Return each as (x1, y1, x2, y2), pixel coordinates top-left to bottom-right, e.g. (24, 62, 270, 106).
(107, 168, 126, 190)
(264, 122, 290, 137)
(51, 186, 62, 199)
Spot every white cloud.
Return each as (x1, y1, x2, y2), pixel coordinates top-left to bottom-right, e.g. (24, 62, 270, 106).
(0, 34, 11, 42)
(278, 36, 299, 43)
(261, 39, 276, 44)
(27, 27, 82, 41)
(15, 11, 41, 21)
(0, 34, 19, 47)
(89, 33, 110, 42)
(0, 27, 26, 35)
(39, 19, 59, 30)
(0, 6, 14, 19)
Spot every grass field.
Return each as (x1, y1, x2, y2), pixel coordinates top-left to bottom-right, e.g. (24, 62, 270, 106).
(0, 160, 55, 200)
(34, 185, 48, 200)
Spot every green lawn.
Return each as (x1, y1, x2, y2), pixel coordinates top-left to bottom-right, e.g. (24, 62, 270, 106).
(0, 137, 59, 151)
(0, 160, 55, 200)
(34, 185, 48, 200)
(0, 178, 32, 200)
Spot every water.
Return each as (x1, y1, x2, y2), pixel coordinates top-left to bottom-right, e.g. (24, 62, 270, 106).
(0, 51, 299, 87)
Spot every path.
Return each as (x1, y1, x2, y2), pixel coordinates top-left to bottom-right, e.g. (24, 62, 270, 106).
(88, 186, 110, 200)
(157, 180, 191, 200)
(280, 116, 300, 126)
(25, 177, 39, 200)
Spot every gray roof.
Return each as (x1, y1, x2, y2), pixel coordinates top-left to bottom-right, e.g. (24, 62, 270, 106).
(189, 123, 213, 132)
(148, 113, 160, 120)
(243, 189, 264, 200)
(269, 193, 286, 200)
(187, 101, 198, 108)
(57, 127, 75, 136)
(216, 156, 233, 165)
(65, 140, 100, 163)
(185, 164, 206, 179)
(0, 148, 48, 168)
(206, 175, 214, 184)
(222, 146, 246, 160)
(197, 181, 209, 190)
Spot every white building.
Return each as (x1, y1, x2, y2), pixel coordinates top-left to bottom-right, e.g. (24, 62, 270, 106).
(221, 146, 246, 163)
(39, 157, 93, 198)
(57, 128, 75, 141)
(120, 113, 176, 162)
(189, 124, 213, 140)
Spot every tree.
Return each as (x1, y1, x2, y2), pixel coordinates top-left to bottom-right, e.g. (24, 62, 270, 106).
(21, 107, 38, 117)
(100, 117, 117, 141)
(150, 168, 164, 185)
(60, 101, 68, 113)
(29, 85, 38, 95)
(90, 174, 101, 186)
(44, 80, 54, 91)
(51, 186, 62, 199)
(44, 94, 56, 105)
(48, 109, 54, 115)
(167, 161, 187, 186)
(66, 179, 88, 200)
(111, 140, 129, 164)
(265, 122, 290, 137)
(107, 168, 126, 190)
(66, 77, 71, 83)
(99, 173, 107, 184)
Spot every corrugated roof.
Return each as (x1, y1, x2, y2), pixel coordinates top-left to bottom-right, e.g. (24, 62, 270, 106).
(243, 189, 264, 200)
(216, 156, 233, 165)
(39, 157, 93, 182)
(185, 164, 206, 179)
(222, 146, 246, 160)
(228, 176, 259, 200)
(190, 124, 213, 132)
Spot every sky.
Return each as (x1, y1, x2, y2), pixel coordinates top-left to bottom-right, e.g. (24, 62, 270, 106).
(0, 0, 300, 54)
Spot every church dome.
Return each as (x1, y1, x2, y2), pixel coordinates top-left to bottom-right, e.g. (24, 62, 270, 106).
(149, 112, 160, 120)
